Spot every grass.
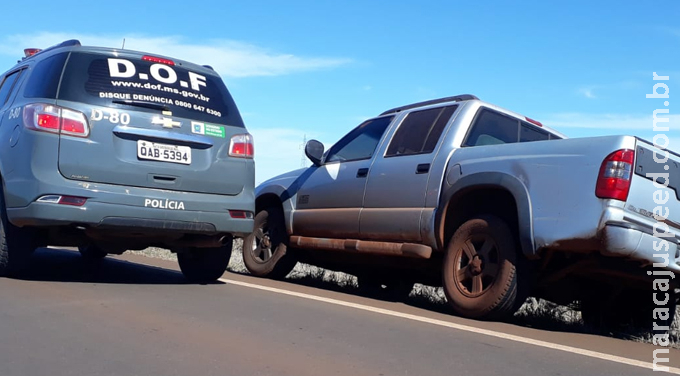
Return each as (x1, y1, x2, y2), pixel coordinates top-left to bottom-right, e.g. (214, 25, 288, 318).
(134, 243, 680, 348)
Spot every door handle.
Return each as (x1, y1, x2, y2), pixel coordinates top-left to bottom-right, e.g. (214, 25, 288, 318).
(356, 168, 369, 178)
(416, 163, 430, 174)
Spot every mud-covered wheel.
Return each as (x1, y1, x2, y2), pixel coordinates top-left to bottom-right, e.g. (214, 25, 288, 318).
(581, 286, 677, 336)
(78, 244, 108, 260)
(177, 238, 233, 284)
(0, 190, 34, 277)
(243, 207, 297, 279)
(442, 215, 523, 320)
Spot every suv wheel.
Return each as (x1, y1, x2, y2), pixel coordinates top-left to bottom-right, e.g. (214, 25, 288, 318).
(243, 206, 297, 279)
(78, 244, 108, 260)
(0, 191, 34, 277)
(442, 215, 524, 320)
(177, 238, 233, 284)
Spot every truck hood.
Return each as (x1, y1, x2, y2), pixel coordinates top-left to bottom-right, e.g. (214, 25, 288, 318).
(256, 167, 312, 197)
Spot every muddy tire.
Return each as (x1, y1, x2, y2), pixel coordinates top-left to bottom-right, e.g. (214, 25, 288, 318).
(442, 215, 524, 320)
(78, 244, 108, 260)
(243, 207, 297, 279)
(0, 190, 34, 277)
(581, 286, 677, 336)
(178, 238, 233, 284)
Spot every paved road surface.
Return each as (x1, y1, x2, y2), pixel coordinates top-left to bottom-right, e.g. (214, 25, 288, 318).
(0, 248, 677, 376)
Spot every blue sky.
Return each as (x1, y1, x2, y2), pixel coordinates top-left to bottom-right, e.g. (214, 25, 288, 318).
(0, 1, 678, 183)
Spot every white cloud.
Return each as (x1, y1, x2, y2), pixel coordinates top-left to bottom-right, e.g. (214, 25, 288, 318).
(543, 112, 680, 130)
(0, 32, 351, 77)
(578, 87, 597, 99)
(660, 27, 680, 39)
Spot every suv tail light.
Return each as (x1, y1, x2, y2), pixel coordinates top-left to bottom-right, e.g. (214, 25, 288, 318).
(23, 104, 89, 138)
(142, 55, 175, 66)
(229, 134, 254, 158)
(596, 149, 634, 201)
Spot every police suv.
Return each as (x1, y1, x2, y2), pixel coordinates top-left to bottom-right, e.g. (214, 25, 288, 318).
(0, 40, 254, 282)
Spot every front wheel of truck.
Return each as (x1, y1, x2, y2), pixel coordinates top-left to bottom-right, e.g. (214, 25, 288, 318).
(177, 238, 233, 284)
(442, 215, 525, 320)
(242, 207, 297, 279)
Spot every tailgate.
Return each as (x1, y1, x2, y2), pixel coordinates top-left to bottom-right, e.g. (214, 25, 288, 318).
(627, 139, 680, 235)
(54, 50, 251, 196)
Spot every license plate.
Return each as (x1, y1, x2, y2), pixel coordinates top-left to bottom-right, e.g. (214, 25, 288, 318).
(137, 140, 191, 165)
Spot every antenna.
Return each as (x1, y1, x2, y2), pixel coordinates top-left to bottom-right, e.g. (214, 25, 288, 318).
(121, 38, 126, 49)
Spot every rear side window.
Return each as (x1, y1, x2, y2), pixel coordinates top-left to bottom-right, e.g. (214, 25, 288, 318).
(464, 109, 519, 146)
(385, 105, 457, 157)
(0, 70, 24, 106)
(23, 52, 68, 99)
(326, 116, 393, 163)
(57, 52, 243, 127)
(520, 122, 550, 142)
(463, 108, 554, 146)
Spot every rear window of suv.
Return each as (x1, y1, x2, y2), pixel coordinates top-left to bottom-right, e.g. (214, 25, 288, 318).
(53, 52, 243, 127)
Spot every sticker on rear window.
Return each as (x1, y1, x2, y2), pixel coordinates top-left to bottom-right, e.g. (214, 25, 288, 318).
(67, 53, 234, 126)
(191, 121, 225, 138)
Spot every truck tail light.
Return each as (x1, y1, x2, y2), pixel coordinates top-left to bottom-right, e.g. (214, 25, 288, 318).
(596, 149, 634, 201)
(23, 104, 89, 138)
(229, 134, 254, 158)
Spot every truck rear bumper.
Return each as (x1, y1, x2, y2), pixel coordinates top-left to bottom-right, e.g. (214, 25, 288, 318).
(601, 223, 680, 273)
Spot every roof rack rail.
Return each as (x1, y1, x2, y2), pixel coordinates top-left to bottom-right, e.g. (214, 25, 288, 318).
(43, 39, 81, 52)
(380, 94, 479, 115)
(22, 39, 81, 61)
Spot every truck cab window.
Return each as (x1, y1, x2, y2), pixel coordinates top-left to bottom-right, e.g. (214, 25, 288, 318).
(464, 109, 519, 147)
(386, 105, 457, 157)
(326, 116, 393, 163)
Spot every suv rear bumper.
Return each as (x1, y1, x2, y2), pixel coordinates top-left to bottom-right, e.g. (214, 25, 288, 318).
(6, 177, 254, 237)
(601, 223, 680, 273)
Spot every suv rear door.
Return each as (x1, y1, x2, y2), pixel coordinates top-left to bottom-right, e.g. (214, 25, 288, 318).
(33, 50, 250, 196)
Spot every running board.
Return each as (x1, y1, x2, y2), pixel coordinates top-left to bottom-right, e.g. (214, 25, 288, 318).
(289, 236, 432, 259)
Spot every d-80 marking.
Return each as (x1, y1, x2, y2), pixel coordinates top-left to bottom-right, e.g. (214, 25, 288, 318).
(91, 109, 130, 125)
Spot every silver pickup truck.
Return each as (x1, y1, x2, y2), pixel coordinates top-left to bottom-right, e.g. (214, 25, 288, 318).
(245, 95, 678, 332)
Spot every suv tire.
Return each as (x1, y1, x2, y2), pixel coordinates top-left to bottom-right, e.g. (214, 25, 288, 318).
(177, 239, 233, 284)
(0, 190, 34, 277)
(78, 244, 108, 260)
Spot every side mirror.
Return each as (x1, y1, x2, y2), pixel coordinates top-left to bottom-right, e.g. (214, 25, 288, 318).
(305, 139, 325, 166)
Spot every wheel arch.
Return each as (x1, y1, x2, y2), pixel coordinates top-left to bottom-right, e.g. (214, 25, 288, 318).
(436, 172, 536, 257)
(255, 190, 293, 235)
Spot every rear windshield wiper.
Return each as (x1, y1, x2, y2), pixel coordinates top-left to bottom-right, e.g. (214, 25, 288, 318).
(112, 100, 170, 112)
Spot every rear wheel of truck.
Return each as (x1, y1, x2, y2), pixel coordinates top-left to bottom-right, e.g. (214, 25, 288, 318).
(78, 244, 108, 260)
(177, 238, 233, 284)
(442, 215, 524, 320)
(243, 207, 297, 279)
(0, 190, 34, 277)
